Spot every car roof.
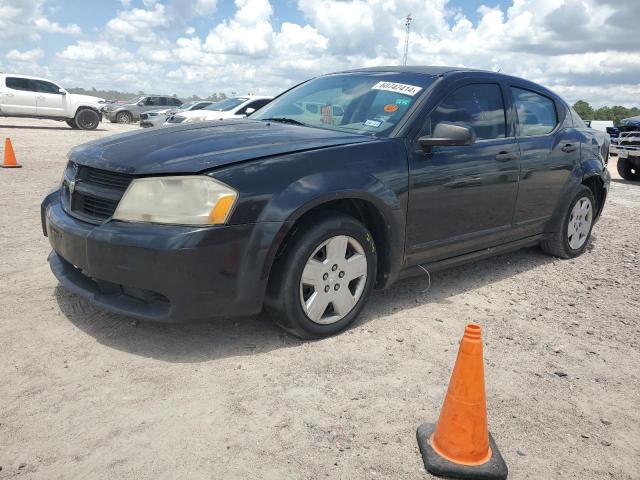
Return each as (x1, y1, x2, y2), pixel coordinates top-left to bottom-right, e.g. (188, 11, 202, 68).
(1, 73, 57, 82)
(343, 65, 480, 76)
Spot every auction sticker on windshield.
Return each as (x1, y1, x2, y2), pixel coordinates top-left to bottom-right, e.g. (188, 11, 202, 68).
(372, 81, 422, 96)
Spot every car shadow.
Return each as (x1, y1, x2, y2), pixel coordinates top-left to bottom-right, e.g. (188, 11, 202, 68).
(55, 245, 561, 363)
(0, 124, 108, 131)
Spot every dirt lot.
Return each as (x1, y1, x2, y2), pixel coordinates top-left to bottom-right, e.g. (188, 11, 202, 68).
(1, 117, 639, 480)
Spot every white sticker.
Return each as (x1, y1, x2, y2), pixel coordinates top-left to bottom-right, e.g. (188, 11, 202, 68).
(364, 119, 382, 128)
(372, 81, 422, 97)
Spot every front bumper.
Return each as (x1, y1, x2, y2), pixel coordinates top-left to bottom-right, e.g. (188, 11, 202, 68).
(42, 189, 284, 322)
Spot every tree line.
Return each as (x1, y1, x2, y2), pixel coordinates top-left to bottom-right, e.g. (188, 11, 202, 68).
(572, 100, 640, 126)
(66, 86, 231, 103)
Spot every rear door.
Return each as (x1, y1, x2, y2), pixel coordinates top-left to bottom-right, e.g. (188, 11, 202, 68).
(1, 77, 37, 115)
(142, 96, 160, 113)
(406, 82, 521, 265)
(509, 86, 578, 235)
(34, 79, 66, 117)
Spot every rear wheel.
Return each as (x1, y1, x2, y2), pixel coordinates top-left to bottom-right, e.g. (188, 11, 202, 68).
(541, 185, 595, 259)
(617, 157, 640, 181)
(116, 111, 133, 124)
(266, 213, 377, 339)
(74, 109, 100, 130)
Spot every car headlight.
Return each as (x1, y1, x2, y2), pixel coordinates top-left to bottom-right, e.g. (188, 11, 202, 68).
(112, 176, 237, 225)
(184, 116, 208, 123)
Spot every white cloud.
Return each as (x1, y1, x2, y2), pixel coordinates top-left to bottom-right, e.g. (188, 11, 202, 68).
(3, 0, 639, 106)
(6, 48, 44, 62)
(204, 0, 274, 56)
(0, 0, 80, 40)
(106, 3, 170, 43)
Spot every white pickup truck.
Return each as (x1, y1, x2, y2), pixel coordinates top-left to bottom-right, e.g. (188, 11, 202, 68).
(0, 73, 105, 130)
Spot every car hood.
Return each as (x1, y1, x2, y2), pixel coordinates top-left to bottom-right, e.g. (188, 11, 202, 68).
(69, 93, 105, 105)
(68, 119, 378, 175)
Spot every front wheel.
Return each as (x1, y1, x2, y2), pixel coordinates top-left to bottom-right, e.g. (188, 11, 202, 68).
(617, 157, 640, 181)
(115, 111, 133, 124)
(266, 213, 377, 339)
(541, 185, 596, 259)
(74, 109, 100, 130)
(66, 119, 79, 129)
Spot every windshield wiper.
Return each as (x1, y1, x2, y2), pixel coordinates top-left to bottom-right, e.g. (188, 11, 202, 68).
(261, 117, 307, 126)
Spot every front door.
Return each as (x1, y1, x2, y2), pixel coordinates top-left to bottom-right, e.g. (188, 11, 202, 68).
(1, 77, 37, 115)
(34, 79, 66, 117)
(406, 82, 520, 265)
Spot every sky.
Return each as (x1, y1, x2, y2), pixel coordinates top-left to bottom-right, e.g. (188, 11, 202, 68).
(0, 0, 638, 106)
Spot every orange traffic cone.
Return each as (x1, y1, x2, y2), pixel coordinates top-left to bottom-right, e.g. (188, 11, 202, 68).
(416, 324, 508, 479)
(2, 138, 21, 168)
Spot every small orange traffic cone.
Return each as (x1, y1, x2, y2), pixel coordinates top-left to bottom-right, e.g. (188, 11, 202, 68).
(2, 138, 21, 168)
(416, 324, 508, 479)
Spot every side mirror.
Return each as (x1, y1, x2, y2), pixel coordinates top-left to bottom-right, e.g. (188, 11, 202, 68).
(137, 101, 144, 106)
(58, 88, 67, 95)
(245, 107, 256, 115)
(418, 122, 476, 148)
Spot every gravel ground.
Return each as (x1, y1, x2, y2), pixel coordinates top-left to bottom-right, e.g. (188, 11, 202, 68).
(1, 117, 639, 480)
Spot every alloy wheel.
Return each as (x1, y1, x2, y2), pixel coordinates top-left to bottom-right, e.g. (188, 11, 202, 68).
(299, 235, 368, 324)
(567, 197, 593, 250)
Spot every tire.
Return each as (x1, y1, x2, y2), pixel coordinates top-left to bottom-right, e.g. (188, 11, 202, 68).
(66, 119, 79, 129)
(115, 111, 133, 124)
(265, 213, 377, 339)
(541, 185, 596, 259)
(617, 157, 640, 181)
(74, 109, 100, 130)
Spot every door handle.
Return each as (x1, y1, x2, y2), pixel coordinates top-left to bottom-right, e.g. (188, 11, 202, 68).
(561, 143, 577, 153)
(495, 151, 518, 162)
(4, 93, 14, 97)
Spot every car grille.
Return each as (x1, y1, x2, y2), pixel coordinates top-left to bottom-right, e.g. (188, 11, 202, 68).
(619, 139, 640, 147)
(62, 162, 134, 224)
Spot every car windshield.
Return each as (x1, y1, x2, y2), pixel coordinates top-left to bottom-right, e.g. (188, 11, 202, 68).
(252, 72, 436, 137)
(180, 102, 198, 109)
(204, 98, 248, 112)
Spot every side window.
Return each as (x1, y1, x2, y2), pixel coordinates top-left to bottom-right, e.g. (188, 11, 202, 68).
(511, 87, 558, 136)
(427, 83, 506, 141)
(192, 103, 207, 110)
(158, 97, 168, 106)
(33, 80, 61, 94)
(248, 99, 270, 111)
(171, 98, 182, 106)
(144, 97, 157, 106)
(238, 100, 264, 115)
(6, 77, 34, 91)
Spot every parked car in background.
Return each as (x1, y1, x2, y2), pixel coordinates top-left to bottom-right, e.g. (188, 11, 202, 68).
(0, 73, 105, 130)
(613, 129, 640, 180)
(42, 66, 610, 339)
(164, 96, 271, 125)
(140, 101, 214, 128)
(103, 95, 182, 124)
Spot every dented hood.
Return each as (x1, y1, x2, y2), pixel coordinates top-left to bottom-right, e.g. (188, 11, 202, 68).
(69, 119, 375, 175)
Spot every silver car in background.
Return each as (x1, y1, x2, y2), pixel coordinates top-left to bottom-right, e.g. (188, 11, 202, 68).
(140, 101, 214, 128)
(103, 95, 182, 124)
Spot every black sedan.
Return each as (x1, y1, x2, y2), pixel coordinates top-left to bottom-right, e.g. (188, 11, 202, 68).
(41, 66, 611, 338)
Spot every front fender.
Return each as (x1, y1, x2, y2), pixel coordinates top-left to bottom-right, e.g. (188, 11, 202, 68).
(214, 140, 409, 290)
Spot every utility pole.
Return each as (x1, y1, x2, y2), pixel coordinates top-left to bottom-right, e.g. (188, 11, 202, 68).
(402, 14, 412, 66)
